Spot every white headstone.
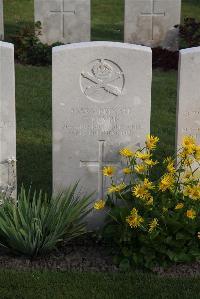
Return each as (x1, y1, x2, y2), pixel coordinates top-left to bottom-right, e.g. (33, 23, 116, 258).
(53, 42, 152, 226)
(176, 47, 200, 148)
(124, 0, 181, 50)
(34, 0, 90, 45)
(0, 42, 16, 195)
(0, 0, 4, 40)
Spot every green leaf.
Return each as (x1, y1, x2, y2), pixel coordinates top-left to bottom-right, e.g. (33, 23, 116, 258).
(119, 258, 130, 271)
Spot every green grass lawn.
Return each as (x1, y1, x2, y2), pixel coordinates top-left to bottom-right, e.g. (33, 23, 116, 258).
(0, 270, 200, 299)
(16, 65, 52, 193)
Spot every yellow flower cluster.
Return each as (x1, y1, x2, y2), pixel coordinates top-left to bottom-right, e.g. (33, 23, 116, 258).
(135, 151, 158, 168)
(94, 200, 105, 210)
(135, 151, 151, 160)
(133, 178, 154, 205)
(145, 134, 159, 150)
(108, 182, 126, 194)
(134, 164, 147, 174)
(120, 148, 134, 158)
(126, 208, 144, 228)
(183, 184, 200, 200)
(96, 135, 200, 236)
(186, 209, 196, 219)
(164, 157, 176, 174)
(180, 136, 200, 162)
(182, 136, 196, 154)
(144, 159, 158, 167)
(159, 173, 175, 192)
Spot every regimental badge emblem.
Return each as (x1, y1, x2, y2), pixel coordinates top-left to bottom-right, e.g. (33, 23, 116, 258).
(80, 59, 125, 103)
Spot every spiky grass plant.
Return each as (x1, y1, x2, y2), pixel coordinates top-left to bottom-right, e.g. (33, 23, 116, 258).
(0, 184, 91, 257)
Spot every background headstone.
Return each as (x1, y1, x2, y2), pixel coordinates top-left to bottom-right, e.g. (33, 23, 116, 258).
(124, 0, 181, 50)
(53, 41, 152, 227)
(0, 42, 16, 195)
(0, 0, 4, 40)
(176, 47, 200, 148)
(34, 0, 90, 44)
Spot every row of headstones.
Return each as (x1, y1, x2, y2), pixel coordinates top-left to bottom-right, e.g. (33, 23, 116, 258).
(0, 0, 181, 50)
(0, 40, 199, 225)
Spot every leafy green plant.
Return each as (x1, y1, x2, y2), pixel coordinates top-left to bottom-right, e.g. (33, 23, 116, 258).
(179, 18, 200, 49)
(10, 22, 62, 66)
(0, 184, 91, 257)
(95, 135, 200, 269)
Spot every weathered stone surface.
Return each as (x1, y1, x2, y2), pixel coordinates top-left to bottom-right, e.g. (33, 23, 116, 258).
(34, 0, 90, 44)
(53, 41, 152, 227)
(0, 0, 4, 40)
(124, 0, 181, 50)
(0, 42, 16, 194)
(176, 47, 200, 148)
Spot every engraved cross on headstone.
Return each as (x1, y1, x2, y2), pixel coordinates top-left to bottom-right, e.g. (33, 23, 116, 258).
(50, 0, 76, 38)
(80, 140, 119, 199)
(141, 0, 165, 40)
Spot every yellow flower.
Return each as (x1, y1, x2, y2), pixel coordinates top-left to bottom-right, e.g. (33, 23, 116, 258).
(179, 149, 194, 165)
(146, 195, 154, 206)
(145, 134, 159, 150)
(133, 179, 154, 199)
(94, 200, 105, 210)
(181, 136, 196, 156)
(143, 178, 155, 190)
(149, 218, 159, 233)
(194, 145, 200, 161)
(144, 159, 158, 167)
(135, 151, 151, 160)
(126, 208, 144, 228)
(159, 174, 175, 192)
(190, 185, 200, 200)
(183, 184, 200, 200)
(182, 136, 196, 149)
(103, 166, 116, 177)
(123, 167, 132, 175)
(186, 209, 196, 220)
(167, 161, 176, 174)
(183, 185, 193, 197)
(108, 182, 126, 193)
(133, 184, 149, 199)
(134, 164, 146, 174)
(175, 203, 184, 210)
(119, 148, 134, 158)
(133, 179, 154, 203)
